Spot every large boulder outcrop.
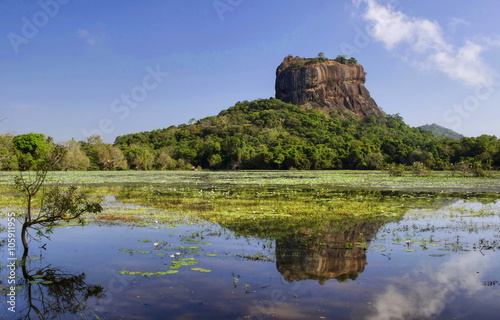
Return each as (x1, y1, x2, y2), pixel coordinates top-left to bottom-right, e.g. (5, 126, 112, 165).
(275, 56, 383, 118)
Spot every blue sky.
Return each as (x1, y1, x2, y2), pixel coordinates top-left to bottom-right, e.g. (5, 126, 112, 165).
(1, 0, 499, 143)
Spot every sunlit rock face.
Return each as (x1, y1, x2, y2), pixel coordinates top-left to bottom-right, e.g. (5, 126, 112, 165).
(276, 221, 382, 283)
(275, 56, 383, 118)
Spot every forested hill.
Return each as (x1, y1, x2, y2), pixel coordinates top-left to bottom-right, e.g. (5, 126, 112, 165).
(114, 98, 500, 170)
(419, 123, 464, 140)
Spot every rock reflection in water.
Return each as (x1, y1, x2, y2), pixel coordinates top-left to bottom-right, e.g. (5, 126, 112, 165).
(276, 220, 382, 283)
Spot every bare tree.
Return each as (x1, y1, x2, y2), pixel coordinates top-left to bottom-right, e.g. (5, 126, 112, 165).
(15, 146, 102, 253)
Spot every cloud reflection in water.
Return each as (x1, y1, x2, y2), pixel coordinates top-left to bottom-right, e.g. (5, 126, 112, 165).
(367, 252, 494, 320)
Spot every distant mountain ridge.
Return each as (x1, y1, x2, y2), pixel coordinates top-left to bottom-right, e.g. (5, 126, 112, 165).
(419, 123, 464, 140)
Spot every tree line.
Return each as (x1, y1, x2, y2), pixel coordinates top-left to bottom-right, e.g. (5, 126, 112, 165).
(1, 99, 499, 172)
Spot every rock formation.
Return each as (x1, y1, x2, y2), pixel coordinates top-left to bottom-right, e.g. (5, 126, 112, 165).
(275, 56, 383, 118)
(275, 220, 382, 283)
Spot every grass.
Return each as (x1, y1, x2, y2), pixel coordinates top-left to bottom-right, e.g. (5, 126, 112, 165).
(1, 171, 498, 239)
(0, 170, 498, 192)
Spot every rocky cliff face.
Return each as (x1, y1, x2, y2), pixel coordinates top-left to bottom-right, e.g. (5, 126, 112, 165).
(275, 56, 383, 118)
(275, 220, 382, 283)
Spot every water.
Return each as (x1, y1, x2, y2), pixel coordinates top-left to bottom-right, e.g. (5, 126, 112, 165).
(1, 198, 499, 319)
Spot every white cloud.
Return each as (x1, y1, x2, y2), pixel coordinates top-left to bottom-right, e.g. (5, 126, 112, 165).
(448, 17, 471, 33)
(478, 35, 500, 47)
(358, 0, 494, 86)
(77, 29, 97, 46)
(367, 252, 493, 320)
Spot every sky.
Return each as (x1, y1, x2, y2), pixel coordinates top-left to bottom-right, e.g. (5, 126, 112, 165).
(1, 0, 499, 143)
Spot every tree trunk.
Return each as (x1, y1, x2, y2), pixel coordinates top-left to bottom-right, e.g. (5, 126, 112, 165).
(21, 223, 29, 253)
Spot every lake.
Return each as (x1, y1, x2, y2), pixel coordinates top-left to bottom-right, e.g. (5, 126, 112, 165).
(0, 171, 499, 319)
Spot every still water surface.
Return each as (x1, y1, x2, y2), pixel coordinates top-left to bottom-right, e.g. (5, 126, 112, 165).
(1, 197, 499, 319)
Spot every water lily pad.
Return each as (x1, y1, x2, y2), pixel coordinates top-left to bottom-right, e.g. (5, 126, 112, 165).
(116, 270, 142, 275)
(191, 267, 212, 273)
(138, 239, 152, 243)
(155, 270, 179, 275)
(141, 272, 155, 277)
(205, 253, 218, 257)
(170, 258, 200, 269)
(119, 248, 152, 254)
(405, 249, 416, 252)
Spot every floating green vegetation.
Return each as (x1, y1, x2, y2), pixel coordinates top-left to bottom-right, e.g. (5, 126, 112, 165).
(96, 184, 495, 240)
(235, 252, 274, 262)
(117, 271, 141, 275)
(205, 253, 218, 257)
(405, 249, 417, 252)
(119, 248, 152, 254)
(1, 171, 497, 193)
(138, 239, 152, 243)
(169, 258, 200, 270)
(116, 270, 179, 276)
(181, 237, 214, 245)
(191, 267, 212, 273)
(186, 249, 203, 254)
(356, 242, 369, 249)
(2, 172, 498, 235)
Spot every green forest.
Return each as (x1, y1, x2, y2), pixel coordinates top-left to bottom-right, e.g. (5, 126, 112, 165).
(1, 98, 499, 174)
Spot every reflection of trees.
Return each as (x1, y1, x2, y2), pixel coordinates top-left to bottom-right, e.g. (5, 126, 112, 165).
(14, 248, 105, 320)
(276, 220, 383, 284)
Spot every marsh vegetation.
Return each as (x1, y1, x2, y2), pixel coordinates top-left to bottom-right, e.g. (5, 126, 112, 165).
(0, 171, 499, 319)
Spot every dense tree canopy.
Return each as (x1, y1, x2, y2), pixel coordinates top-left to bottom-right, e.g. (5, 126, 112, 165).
(2, 99, 499, 172)
(114, 99, 499, 171)
(12, 133, 50, 170)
